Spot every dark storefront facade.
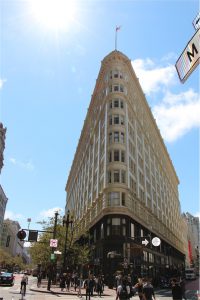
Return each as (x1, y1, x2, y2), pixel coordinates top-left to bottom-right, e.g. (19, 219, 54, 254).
(88, 214, 185, 286)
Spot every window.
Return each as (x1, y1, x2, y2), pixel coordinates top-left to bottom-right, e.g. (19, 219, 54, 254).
(109, 101, 112, 109)
(109, 132, 112, 143)
(112, 218, 121, 235)
(122, 192, 126, 206)
(120, 116, 124, 125)
(114, 85, 119, 92)
(120, 100, 124, 108)
(108, 171, 112, 183)
(121, 151, 125, 162)
(101, 223, 104, 239)
(114, 170, 120, 182)
(114, 150, 120, 161)
(120, 132, 125, 143)
(131, 223, 135, 238)
(108, 192, 120, 206)
(121, 171, 126, 183)
(109, 115, 112, 125)
(114, 115, 119, 124)
(120, 84, 124, 92)
(114, 100, 119, 108)
(114, 132, 119, 142)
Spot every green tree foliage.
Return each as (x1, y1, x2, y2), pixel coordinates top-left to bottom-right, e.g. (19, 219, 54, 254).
(0, 248, 26, 270)
(29, 215, 90, 272)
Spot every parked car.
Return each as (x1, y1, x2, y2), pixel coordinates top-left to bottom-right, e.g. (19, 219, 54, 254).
(0, 272, 15, 286)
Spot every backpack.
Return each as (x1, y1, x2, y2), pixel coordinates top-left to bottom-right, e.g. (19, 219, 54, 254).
(119, 285, 129, 300)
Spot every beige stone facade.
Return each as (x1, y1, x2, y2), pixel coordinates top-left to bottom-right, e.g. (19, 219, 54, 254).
(65, 50, 185, 274)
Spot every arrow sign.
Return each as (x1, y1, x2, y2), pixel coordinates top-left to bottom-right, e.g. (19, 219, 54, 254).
(142, 239, 149, 246)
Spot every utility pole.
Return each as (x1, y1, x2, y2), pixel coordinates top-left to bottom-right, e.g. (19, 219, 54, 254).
(63, 210, 73, 272)
(47, 211, 59, 291)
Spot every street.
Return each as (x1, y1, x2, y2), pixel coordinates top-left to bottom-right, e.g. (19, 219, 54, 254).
(0, 275, 199, 300)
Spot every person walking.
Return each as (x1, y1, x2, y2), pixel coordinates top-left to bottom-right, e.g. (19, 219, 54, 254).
(142, 278, 156, 300)
(96, 275, 104, 297)
(116, 276, 131, 300)
(77, 274, 83, 298)
(171, 278, 183, 300)
(84, 276, 93, 300)
(60, 273, 66, 291)
(134, 278, 144, 300)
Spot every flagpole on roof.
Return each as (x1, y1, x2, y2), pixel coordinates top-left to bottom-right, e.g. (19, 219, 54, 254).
(115, 25, 121, 50)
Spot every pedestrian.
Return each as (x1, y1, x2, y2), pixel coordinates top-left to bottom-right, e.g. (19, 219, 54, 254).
(134, 278, 144, 300)
(179, 277, 187, 300)
(142, 278, 156, 300)
(96, 275, 103, 297)
(116, 276, 131, 300)
(171, 278, 183, 300)
(37, 272, 42, 287)
(60, 273, 66, 291)
(20, 273, 28, 295)
(77, 274, 83, 298)
(84, 276, 93, 300)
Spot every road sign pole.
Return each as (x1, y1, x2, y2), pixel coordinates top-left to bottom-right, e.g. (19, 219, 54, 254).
(47, 211, 59, 291)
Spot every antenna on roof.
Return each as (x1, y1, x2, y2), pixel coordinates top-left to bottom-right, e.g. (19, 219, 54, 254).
(115, 25, 121, 50)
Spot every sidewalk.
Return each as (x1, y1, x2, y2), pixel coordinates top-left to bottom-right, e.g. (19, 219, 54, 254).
(30, 280, 117, 297)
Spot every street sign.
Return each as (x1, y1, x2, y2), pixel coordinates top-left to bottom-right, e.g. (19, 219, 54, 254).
(50, 253, 55, 260)
(50, 239, 58, 247)
(175, 29, 200, 83)
(152, 237, 161, 247)
(193, 12, 200, 31)
(142, 239, 149, 246)
(54, 250, 62, 254)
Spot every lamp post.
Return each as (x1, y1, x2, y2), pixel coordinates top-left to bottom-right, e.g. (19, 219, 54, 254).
(63, 210, 73, 272)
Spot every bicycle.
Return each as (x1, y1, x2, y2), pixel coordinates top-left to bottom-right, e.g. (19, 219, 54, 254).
(20, 284, 26, 299)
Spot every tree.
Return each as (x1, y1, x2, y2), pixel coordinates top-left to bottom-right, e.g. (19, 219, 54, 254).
(29, 215, 90, 273)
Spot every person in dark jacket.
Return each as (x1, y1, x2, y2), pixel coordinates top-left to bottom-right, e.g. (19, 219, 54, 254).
(142, 278, 156, 300)
(171, 278, 183, 300)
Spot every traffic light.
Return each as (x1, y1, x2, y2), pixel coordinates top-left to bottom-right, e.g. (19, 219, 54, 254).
(17, 229, 26, 240)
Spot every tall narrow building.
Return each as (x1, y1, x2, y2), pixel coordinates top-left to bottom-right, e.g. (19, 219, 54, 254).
(65, 50, 185, 280)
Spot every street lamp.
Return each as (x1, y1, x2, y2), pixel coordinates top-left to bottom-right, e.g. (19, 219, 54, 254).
(62, 210, 73, 272)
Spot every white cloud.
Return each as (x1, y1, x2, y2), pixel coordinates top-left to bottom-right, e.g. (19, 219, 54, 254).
(9, 157, 35, 171)
(5, 210, 24, 220)
(39, 207, 63, 218)
(153, 89, 200, 142)
(194, 212, 200, 219)
(132, 58, 176, 95)
(131, 57, 200, 142)
(0, 78, 7, 89)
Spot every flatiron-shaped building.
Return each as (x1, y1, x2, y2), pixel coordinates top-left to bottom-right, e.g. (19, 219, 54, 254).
(65, 50, 185, 280)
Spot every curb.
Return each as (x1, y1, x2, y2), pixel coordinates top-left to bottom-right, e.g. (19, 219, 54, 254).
(30, 285, 113, 297)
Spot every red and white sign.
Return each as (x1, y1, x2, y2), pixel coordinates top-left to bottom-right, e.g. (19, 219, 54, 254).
(50, 239, 58, 248)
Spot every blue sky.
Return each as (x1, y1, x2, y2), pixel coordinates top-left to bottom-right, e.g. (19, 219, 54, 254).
(1, 0, 199, 231)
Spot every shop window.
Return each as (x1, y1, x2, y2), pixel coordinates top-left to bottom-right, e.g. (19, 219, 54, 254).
(131, 223, 135, 238)
(101, 223, 104, 239)
(112, 218, 121, 235)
